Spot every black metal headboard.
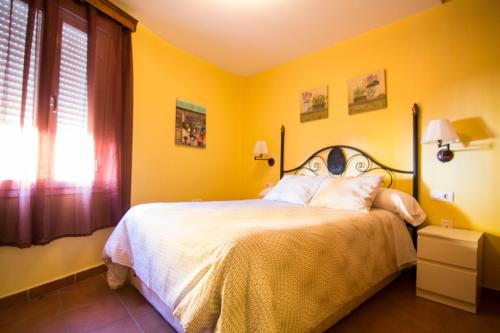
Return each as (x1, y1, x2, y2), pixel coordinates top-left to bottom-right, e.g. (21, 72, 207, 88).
(279, 104, 420, 243)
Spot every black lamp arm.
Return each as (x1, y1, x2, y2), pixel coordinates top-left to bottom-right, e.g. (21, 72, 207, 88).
(437, 140, 450, 150)
(254, 155, 275, 166)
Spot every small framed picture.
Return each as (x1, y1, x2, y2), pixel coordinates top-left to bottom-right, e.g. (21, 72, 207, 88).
(348, 70, 387, 115)
(300, 85, 328, 122)
(175, 99, 206, 148)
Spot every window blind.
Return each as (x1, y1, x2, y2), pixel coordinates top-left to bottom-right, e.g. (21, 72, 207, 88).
(56, 22, 88, 131)
(0, 0, 41, 181)
(0, 0, 40, 127)
(53, 22, 93, 184)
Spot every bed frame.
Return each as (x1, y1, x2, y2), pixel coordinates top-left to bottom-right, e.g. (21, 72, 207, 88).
(279, 103, 420, 244)
(123, 105, 421, 332)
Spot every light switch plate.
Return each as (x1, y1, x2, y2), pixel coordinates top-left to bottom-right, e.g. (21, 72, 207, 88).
(431, 190, 454, 203)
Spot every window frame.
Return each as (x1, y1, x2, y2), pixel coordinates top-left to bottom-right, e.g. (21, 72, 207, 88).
(0, 0, 97, 191)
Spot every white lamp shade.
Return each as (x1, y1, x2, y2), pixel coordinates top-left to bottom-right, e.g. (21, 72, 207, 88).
(253, 140, 269, 156)
(422, 119, 460, 144)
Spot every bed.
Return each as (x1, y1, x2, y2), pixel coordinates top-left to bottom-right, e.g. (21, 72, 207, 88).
(103, 105, 422, 333)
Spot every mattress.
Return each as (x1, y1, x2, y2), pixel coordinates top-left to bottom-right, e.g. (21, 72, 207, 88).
(103, 199, 416, 333)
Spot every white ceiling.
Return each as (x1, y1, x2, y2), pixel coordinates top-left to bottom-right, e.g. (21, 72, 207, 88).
(115, 0, 441, 76)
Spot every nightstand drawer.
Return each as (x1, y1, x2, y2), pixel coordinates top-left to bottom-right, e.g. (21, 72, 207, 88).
(418, 236, 478, 269)
(417, 259, 477, 303)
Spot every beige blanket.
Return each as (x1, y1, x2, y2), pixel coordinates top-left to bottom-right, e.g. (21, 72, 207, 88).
(103, 200, 415, 333)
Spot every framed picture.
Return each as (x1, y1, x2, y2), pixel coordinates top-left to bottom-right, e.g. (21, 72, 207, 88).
(175, 99, 206, 148)
(300, 85, 328, 122)
(348, 70, 387, 115)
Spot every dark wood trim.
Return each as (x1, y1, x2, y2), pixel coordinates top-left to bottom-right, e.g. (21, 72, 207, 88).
(412, 103, 420, 201)
(75, 264, 107, 281)
(0, 264, 107, 310)
(483, 287, 500, 297)
(83, 0, 138, 32)
(29, 275, 74, 299)
(0, 291, 27, 310)
(280, 125, 285, 179)
(412, 103, 420, 248)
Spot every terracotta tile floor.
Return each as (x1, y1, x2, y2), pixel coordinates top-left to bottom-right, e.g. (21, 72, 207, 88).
(327, 273, 500, 333)
(1, 272, 499, 333)
(0, 274, 175, 333)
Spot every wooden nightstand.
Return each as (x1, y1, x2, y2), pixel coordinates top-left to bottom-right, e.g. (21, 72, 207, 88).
(416, 225, 483, 313)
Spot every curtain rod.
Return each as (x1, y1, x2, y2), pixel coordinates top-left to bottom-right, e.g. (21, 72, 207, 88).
(83, 0, 138, 32)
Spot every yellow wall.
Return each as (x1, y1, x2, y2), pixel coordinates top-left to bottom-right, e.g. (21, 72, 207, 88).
(0, 24, 245, 298)
(131, 25, 244, 204)
(2, 0, 499, 298)
(240, 0, 500, 289)
(0, 229, 113, 297)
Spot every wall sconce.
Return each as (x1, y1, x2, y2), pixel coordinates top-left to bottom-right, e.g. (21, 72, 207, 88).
(422, 119, 460, 162)
(253, 140, 275, 166)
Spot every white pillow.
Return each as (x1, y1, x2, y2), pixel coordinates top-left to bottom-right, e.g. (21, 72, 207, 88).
(309, 176, 382, 211)
(373, 188, 426, 226)
(263, 175, 326, 205)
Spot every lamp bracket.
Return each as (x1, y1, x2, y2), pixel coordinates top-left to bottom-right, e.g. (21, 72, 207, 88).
(436, 140, 454, 162)
(255, 156, 275, 166)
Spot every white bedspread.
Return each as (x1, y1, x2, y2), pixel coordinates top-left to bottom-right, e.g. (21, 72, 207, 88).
(103, 200, 416, 333)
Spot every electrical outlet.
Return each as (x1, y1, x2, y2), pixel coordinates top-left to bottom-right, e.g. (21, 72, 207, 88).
(431, 190, 454, 203)
(441, 219, 454, 228)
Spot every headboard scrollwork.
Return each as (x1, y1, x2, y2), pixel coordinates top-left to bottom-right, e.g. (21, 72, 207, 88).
(281, 145, 412, 189)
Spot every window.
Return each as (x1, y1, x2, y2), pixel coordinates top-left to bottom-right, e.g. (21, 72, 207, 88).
(0, 0, 133, 247)
(0, 0, 94, 184)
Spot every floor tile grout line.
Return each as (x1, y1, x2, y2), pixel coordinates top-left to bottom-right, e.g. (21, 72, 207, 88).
(78, 316, 135, 333)
(57, 289, 71, 333)
(116, 289, 145, 333)
(61, 287, 133, 333)
(0, 289, 69, 332)
(100, 266, 143, 332)
(63, 275, 133, 333)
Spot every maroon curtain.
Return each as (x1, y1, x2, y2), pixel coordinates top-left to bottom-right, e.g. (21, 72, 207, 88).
(0, 0, 133, 247)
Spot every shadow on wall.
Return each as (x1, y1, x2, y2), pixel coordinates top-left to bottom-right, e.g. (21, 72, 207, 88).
(420, 181, 499, 290)
(452, 116, 496, 151)
(458, 115, 500, 288)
